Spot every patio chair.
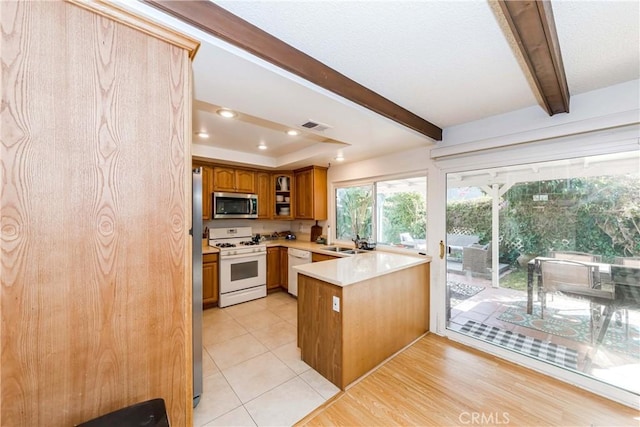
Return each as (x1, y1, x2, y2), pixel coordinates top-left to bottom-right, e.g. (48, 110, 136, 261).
(462, 242, 492, 276)
(400, 233, 426, 250)
(550, 251, 602, 262)
(539, 259, 615, 343)
(400, 233, 415, 248)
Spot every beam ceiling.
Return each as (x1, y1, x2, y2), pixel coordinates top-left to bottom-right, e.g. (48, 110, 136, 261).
(143, 0, 443, 141)
(496, 0, 570, 115)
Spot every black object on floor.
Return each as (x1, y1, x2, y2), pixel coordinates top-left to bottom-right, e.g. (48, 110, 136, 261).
(460, 320, 578, 370)
(76, 398, 169, 427)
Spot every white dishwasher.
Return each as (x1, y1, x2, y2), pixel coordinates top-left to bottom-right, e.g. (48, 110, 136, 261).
(288, 248, 311, 296)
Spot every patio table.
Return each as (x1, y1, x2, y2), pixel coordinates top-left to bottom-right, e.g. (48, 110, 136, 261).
(527, 257, 640, 347)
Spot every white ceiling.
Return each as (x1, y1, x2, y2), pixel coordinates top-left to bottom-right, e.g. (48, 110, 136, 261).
(122, 1, 640, 170)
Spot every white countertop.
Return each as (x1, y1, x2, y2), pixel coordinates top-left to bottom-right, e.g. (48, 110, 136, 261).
(293, 251, 429, 287)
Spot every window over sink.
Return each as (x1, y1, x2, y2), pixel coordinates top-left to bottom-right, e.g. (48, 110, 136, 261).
(335, 175, 427, 251)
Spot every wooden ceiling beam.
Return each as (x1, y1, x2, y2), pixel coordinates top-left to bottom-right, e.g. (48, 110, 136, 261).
(497, 0, 570, 115)
(143, 0, 443, 141)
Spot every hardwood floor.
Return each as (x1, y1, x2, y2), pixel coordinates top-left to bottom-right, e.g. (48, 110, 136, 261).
(297, 334, 639, 426)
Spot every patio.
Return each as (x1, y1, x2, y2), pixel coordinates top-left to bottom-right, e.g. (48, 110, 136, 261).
(446, 265, 640, 395)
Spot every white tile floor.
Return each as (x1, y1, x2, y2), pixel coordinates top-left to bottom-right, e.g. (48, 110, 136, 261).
(195, 292, 340, 427)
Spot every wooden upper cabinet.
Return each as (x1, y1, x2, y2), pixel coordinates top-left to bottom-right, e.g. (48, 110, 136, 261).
(235, 169, 255, 193)
(213, 167, 235, 191)
(213, 167, 255, 193)
(255, 172, 272, 219)
(294, 166, 328, 220)
(274, 173, 294, 219)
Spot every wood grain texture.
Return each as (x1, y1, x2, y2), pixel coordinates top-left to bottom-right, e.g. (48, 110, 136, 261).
(294, 166, 327, 221)
(311, 253, 339, 263)
(496, 0, 570, 115)
(202, 253, 219, 308)
(68, 0, 199, 58)
(342, 263, 429, 387)
(142, 0, 442, 141)
(297, 334, 639, 426)
(234, 169, 255, 193)
(297, 276, 343, 387)
(212, 167, 236, 192)
(1, 1, 193, 425)
(298, 262, 429, 389)
(266, 247, 281, 290)
(255, 171, 272, 219)
(280, 247, 289, 290)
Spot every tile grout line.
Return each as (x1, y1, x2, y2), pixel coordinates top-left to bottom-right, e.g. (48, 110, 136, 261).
(202, 294, 336, 426)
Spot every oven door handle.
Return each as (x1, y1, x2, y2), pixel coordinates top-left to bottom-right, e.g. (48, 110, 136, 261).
(220, 252, 266, 261)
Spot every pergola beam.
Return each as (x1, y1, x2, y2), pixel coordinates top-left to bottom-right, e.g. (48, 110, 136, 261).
(496, 0, 570, 115)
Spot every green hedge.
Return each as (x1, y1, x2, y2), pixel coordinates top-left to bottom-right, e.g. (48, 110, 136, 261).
(447, 175, 640, 264)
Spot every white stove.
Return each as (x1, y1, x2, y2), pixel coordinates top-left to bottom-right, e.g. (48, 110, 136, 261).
(209, 227, 266, 307)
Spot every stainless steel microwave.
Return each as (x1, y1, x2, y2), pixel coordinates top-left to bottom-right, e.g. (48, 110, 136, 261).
(213, 192, 258, 219)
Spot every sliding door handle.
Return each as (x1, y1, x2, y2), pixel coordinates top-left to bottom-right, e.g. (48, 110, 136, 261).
(439, 240, 445, 259)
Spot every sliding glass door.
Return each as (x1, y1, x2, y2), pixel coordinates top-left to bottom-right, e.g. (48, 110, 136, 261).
(445, 151, 639, 395)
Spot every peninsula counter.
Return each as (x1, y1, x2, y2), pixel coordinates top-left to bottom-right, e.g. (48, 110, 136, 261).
(294, 252, 430, 389)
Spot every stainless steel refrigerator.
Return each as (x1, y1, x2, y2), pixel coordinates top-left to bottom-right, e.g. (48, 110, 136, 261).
(192, 168, 203, 407)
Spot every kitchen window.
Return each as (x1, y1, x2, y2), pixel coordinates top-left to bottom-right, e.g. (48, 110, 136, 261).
(335, 176, 427, 250)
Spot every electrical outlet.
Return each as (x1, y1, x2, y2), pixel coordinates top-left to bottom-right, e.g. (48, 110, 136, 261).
(332, 296, 340, 312)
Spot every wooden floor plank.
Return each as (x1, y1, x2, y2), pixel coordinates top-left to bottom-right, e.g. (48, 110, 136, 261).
(297, 334, 639, 426)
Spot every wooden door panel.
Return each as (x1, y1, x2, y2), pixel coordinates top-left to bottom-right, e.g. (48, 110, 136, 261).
(0, 2, 196, 425)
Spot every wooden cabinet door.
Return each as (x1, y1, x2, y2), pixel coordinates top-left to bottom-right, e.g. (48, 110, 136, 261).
(267, 247, 280, 290)
(256, 172, 272, 219)
(0, 2, 199, 425)
(201, 165, 213, 220)
(235, 169, 255, 193)
(280, 247, 289, 290)
(312, 253, 339, 262)
(311, 166, 328, 220)
(213, 167, 236, 192)
(203, 253, 219, 307)
(294, 166, 327, 220)
(295, 168, 313, 219)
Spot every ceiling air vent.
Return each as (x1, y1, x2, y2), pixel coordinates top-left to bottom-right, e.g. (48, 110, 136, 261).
(301, 120, 331, 132)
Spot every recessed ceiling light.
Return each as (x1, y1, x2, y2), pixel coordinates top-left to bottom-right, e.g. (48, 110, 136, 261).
(216, 108, 237, 119)
(286, 129, 299, 136)
(195, 132, 209, 138)
(258, 142, 267, 150)
(335, 155, 345, 162)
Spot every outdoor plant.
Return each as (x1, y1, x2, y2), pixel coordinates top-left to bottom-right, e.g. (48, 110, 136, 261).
(447, 174, 640, 264)
(336, 186, 373, 240)
(381, 192, 426, 244)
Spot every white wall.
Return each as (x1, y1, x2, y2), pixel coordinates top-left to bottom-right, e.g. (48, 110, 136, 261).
(327, 145, 431, 183)
(434, 79, 640, 158)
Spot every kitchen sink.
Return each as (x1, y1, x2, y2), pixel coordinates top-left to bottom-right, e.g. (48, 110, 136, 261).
(340, 249, 368, 255)
(319, 246, 352, 252)
(320, 246, 367, 255)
